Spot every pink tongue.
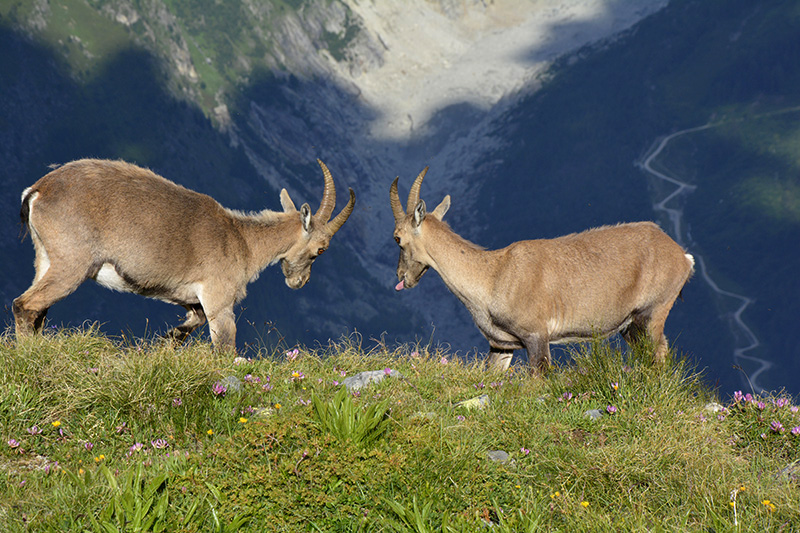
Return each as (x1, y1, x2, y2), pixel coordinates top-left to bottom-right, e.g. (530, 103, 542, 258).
(395, 280, 405, 291)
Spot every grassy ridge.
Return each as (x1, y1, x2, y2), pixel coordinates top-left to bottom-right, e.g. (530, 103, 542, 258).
(1, 329, 798, 531)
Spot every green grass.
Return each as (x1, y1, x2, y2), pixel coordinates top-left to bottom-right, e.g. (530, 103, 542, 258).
(1, 328, 798, 531)
(1, 0, 131, 78)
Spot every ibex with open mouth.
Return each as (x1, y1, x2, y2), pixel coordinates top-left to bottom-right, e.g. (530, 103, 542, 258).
(14, 158, 355, 350)
(390, 168, 694, 373)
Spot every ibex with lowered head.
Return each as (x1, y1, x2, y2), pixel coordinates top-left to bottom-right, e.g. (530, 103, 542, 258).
(390, 168, 694, 373)
(14, 158, 355, 349)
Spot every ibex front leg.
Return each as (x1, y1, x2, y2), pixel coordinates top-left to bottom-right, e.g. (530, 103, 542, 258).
(203, 303, 237, 351)
(523, 333, 552, 375)
(487, 346, 514, 372)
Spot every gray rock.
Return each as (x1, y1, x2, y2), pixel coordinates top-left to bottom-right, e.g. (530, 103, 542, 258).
(584, 409, 603, 421)
(455, 394, 490, 410)
(487, 450, 510, 463)
(343, 369, 404, 391)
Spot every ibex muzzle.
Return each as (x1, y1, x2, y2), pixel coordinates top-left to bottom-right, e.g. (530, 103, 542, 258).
(13, 158, 355, 350)
(390, 169, 694, 373)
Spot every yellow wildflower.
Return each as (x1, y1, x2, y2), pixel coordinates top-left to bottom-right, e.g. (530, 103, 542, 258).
(581, 501, 589, 508)
(239, 417, 248, 424)
(207, 429, 213, 436)
(52, 421, 61, 427)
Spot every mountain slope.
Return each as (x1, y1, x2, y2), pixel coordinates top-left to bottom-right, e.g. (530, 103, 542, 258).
(1, 0, 798, 394)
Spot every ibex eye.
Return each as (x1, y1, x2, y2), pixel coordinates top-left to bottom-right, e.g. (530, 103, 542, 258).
(317, 248, 325, 255)
(394, 236, 400, 244)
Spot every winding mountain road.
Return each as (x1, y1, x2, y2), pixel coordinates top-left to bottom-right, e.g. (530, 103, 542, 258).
(636, 123, 771, 393)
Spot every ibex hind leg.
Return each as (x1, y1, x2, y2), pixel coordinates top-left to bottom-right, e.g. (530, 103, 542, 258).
(12, 297, 47, 335)
(621, 320, 647, 351)
(646, 305, 673, 364)
(622, 309, 670, 364)
(13, 265, 87, 336)
(165, 304, 206, 343)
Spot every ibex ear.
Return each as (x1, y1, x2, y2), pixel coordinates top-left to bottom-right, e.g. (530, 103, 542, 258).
(300, 203, 312, 232)
(431, 195, 450, 220)
(413, 200, 426, 228)
(280, 189, 296, 212)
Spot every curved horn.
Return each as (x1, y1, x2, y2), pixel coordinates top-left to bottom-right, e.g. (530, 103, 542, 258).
(325, 188, 356, 235)
(406, 166, 429, 215)
(390, 177, 405, 222)
(316, 159, 336, 221)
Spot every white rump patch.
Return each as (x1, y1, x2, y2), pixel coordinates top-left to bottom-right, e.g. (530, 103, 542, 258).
(685, 253, 695, 268)
(33, 246, 50, 283)
(21, 187, 35, 204)
(94, 263, 133, 293)
(27, 190, 51, 283)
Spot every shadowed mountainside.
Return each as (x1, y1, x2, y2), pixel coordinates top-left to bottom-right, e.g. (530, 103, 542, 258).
(1, 0, 799, 395)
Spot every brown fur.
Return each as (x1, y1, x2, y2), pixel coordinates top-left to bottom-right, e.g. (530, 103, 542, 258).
(14, 158, 355, 349)
(391, 171, 694, 374)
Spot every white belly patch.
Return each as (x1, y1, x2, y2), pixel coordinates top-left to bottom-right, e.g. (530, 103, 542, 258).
(94, 263, 133, 293)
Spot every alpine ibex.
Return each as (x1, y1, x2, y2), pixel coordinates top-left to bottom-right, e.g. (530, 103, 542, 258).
(14, 158, 355, 349)
(390, 168, 694, 373)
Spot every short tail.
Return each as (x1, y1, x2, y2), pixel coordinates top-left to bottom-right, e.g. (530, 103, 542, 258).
(678, 253, 696, 301)
(19, 187, 35, 239)
(685, 253, 696, 274)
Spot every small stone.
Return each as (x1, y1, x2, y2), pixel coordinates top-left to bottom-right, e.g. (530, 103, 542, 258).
(487, 450, 510, 463)
(704, 402, 724, 413)
(343, 369, 404, 391)
(455, 394, 490, 410)
(584, 409, 603, 421)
